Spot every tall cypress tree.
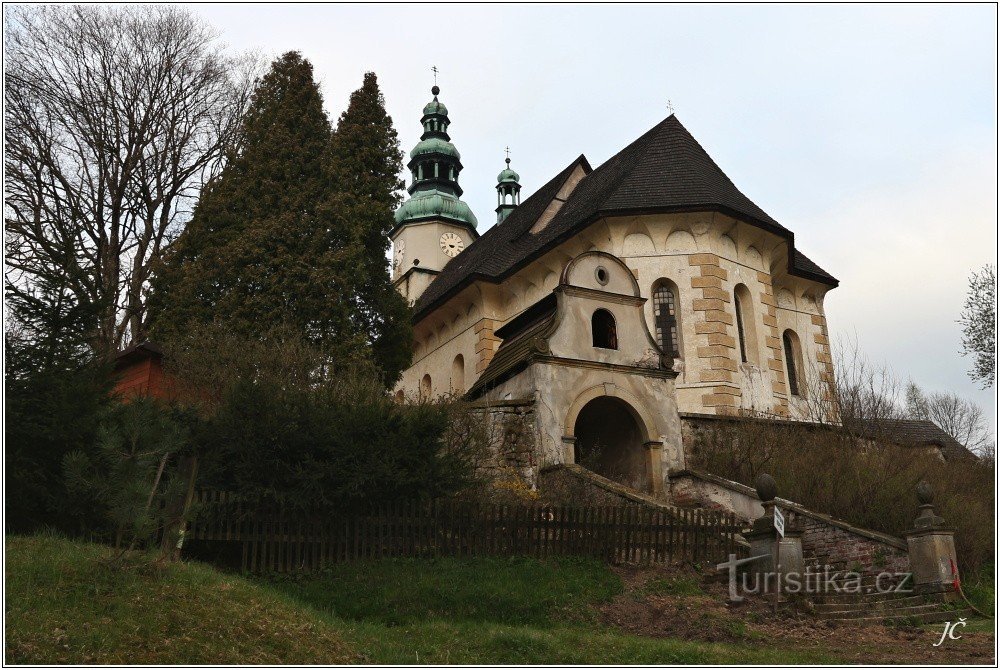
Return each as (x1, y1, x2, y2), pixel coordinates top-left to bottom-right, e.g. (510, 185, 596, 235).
(148, 51, 332, 344)
(150, 62, 412, 385)
(323, 72, 413, 385)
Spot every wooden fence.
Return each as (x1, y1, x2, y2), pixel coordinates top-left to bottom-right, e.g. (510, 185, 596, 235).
(185, 491, 748, 573)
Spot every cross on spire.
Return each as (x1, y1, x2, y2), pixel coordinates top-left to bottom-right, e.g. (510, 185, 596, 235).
(431, 65, 439, 86)
(504, 146, 511, 164)
(666, 99, 675, 115)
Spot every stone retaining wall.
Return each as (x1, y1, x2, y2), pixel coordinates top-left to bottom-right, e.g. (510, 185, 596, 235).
(669, 469, 910, 576)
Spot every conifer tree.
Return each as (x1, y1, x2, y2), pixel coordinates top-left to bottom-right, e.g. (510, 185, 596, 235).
(149, 51, 332, 343)
(150, 61, 413, 386)
(322, 72, 413, 385)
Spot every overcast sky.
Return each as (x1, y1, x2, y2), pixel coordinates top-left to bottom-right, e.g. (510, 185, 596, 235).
(195, 3, 997, 425)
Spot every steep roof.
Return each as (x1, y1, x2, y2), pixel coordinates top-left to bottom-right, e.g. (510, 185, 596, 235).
(414, 114, 837, 321)
(871, 419, 979, 462)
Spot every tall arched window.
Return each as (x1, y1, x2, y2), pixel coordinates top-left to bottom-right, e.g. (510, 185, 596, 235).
(451, 354, 465, 394)
(420, 374, 432, 400)
(592, 309, 618, 349)
(733, 284, 759, 365)
(652, 280, 682, 358)
(783, 330, 805, 398)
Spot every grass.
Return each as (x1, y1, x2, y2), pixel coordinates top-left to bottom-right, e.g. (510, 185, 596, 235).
(4, 533, 358, 664)
(962, 567, 996, 614)
(7, 534, 993, 664)
(266, 555, 621, 626)
(262, 556, 844, 664)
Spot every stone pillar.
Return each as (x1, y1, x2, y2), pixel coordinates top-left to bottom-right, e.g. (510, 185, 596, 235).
(644, 440, 664, 496)
(744, 473, 803, 593)
(561, 435, 577, 464)
(903, 481, 959, 598)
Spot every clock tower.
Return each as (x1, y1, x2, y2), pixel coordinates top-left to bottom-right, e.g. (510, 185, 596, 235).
(391, 84, 478, 304)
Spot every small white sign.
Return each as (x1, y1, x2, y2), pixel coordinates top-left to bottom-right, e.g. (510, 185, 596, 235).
(773, 506, 785, 537)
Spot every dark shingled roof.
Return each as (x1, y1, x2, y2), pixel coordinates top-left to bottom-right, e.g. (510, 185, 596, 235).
(875, 419, 979, 462)
(414, 114, 837, 321)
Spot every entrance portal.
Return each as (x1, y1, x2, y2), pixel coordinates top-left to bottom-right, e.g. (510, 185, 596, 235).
(573, 396, 649, 492)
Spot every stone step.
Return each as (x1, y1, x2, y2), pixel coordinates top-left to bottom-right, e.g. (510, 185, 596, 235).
(833, 608, 975, 627)
(818, 603, 943, 620)
(811, 589, 925, 605)
(813, 594, 930, 612)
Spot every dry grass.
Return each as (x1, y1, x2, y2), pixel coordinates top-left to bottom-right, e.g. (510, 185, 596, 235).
(4, 533, 360, 664)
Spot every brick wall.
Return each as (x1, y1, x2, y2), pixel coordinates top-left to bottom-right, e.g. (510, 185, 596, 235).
(668, 469, 910, 576)
(790, 510, 910, 577)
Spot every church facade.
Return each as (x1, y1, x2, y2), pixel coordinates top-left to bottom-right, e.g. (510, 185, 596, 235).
(390, 86, 839, 496)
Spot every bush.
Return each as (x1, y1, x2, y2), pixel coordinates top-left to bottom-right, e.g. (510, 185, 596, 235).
(4, 333, 112, 535)
(689, 417, 994, 573)
(161, 323, 477, 513)
(63, 398, 189, 549)
(195, 376, 476, 513)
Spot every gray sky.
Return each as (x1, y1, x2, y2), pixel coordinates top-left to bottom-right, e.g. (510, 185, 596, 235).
(196, 3, 997, 423)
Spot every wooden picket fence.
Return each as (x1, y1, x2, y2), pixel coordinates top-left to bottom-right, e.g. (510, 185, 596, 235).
(185, 491, 748, 573)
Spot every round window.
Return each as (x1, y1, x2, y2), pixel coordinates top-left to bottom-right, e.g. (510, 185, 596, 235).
(595, 266, 610, 286)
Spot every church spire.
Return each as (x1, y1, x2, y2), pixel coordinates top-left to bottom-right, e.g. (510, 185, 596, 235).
(394, 84, 477, 230)
(495, 149, 521, 224)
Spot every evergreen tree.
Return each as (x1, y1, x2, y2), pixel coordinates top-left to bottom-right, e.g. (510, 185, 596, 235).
(148, 51, 333, 343)
(322, 72, 413, 385)
(5, 268, 111, 533)
(150, 61, 411, 386)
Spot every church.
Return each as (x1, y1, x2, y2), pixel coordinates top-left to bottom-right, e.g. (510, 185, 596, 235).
(390, 85, 840, 497)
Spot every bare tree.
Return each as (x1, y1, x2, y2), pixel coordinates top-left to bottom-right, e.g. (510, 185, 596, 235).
(905, 381, 992, 455)
(4, 5, 255, 356)
(959, 264, 996, 389)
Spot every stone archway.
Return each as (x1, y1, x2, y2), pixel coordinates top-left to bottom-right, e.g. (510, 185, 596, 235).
(573, 396, 650, 491)
(562, 384, 665, 495)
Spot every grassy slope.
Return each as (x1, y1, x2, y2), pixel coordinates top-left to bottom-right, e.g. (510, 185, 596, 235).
(5, 535, 358, 664)
(265, 557, 842, 664)
(9, 536, 991, 664)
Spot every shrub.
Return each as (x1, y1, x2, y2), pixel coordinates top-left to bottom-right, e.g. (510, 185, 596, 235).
(62, 398, 189, 550)
(689, 417, 994, 573)
(161, 323, 477, 513)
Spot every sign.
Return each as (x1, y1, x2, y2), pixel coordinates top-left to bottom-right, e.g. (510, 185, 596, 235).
(773, 506, 785, 538)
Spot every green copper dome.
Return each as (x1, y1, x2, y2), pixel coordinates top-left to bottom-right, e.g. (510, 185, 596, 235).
(423, 99, 448, 116)
(497, 167, 520, 184)
(411, 137, 461, 160)
(396, 85, 477, 230)
(394, 189, 478, 227)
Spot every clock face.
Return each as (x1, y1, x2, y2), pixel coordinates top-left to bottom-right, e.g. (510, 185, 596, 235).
(440, 232, 464, 257)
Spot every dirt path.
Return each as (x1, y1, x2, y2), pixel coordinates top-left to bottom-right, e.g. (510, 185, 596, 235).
(599, 565, 994, 665)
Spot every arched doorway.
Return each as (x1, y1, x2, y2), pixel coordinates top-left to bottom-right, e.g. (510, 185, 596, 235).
(573, 396, 649, 491)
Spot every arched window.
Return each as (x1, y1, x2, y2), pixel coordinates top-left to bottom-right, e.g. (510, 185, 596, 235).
(652, 280, 681, 358)
(783, 330, 805, 397)
(420, 374, 432, 400)
(394, 390, 405, 403)
(733, 284, 759, 365)
(592, 309, 618, 349)
(451, 354, 465, 394)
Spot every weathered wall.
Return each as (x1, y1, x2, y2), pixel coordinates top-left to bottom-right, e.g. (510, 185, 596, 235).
(395, 211, 836, 422)
(461, 397, 539, 497)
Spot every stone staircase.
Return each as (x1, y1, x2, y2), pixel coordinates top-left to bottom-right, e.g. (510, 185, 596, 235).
(800, 551, 972, 626)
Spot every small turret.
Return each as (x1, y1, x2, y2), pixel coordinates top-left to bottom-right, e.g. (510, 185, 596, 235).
(496, 150, 521, 224)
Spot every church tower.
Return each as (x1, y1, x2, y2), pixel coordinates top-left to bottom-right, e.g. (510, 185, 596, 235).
(495, 152, 521, 224)
(392, 85, 478, 304)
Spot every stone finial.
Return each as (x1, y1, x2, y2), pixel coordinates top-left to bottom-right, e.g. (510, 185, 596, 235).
(755, 473, 777, 502)
(913, 480, 946, 529)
